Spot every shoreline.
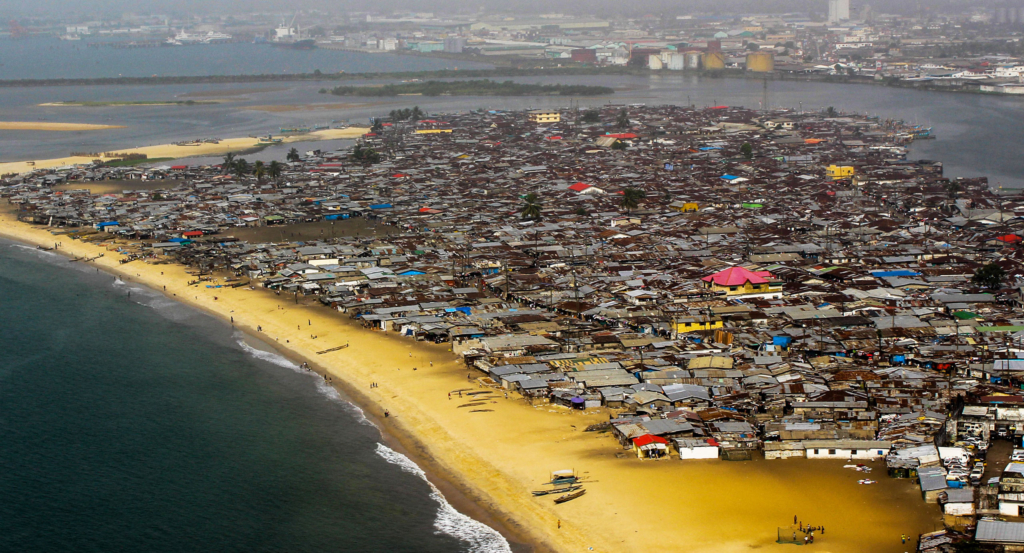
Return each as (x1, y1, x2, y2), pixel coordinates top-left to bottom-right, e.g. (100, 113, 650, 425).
(0, 209, 552, 553)
(0, 207, 945, 553)
(0, 127, 370, 174)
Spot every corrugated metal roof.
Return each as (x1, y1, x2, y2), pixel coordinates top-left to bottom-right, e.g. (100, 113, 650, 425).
(977, 519, 1024, 543)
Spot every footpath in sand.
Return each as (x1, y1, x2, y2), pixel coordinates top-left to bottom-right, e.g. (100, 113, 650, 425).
(0, 209, 943, 553)
(0, 127, 369, 175)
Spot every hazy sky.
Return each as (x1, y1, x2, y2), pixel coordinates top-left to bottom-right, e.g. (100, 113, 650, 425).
(2, 0, 996, 18)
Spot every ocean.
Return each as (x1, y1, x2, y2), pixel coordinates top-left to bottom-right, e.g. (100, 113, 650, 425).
(0, 240, 511, 553)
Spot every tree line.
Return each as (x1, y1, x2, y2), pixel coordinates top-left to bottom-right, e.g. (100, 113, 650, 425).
(326, 79, 614, 97)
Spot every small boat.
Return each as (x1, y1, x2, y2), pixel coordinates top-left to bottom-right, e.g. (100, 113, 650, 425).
(554, 489, 586, 504)
(532, 485, 581, 497)
(858, 479, 876, 485)
(544, 469, 579, 486)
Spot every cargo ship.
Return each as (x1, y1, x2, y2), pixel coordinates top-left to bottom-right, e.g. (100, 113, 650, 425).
(271, 38, 316, 50)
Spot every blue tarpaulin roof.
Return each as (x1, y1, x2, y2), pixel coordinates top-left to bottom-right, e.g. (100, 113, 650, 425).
(871, 270, 921, 277)
(369, 204, 392, 209)
(720, 174, 739, 180)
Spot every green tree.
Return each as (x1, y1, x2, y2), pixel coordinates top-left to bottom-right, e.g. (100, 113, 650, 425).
(581, 110, 600, 123)
(825, 106, 838, 117)
(268, 160, 283, 183)
(222, 152, 236, 174)
(232, 158, 249, 179)
(611, 140, 628, 151)
(286, 148, 300, 162)
(616, 108, 630, 129)
(972, 263, 1006, 289)
(621, 187, 645, 214)
(253, 160, 266, 184)
(575, 207, 589, 216)
(741, 142, 753, 159)
(520, 193, 542, 221)
(946, 181, 961, 199)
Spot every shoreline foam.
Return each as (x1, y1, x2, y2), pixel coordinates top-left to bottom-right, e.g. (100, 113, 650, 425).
(0, 207, 943, 553)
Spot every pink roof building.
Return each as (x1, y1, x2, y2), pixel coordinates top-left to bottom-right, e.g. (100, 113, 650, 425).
(701, 266, 775, 287)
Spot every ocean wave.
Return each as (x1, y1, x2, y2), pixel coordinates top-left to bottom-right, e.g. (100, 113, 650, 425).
(236, 338, 299, 370)
(235, 336, 371, 414)
(375, 443, 512, 553)
(8, 243, 59, 257)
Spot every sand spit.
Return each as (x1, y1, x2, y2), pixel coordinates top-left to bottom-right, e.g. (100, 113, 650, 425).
(0, 127, 369, 175)
(0, 121, 126, 131)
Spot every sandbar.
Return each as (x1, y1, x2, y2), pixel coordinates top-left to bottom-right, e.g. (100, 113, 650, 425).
(0, 121, 126, 131)
(0, 127, 369, 175)
(0, 207, 942, 553)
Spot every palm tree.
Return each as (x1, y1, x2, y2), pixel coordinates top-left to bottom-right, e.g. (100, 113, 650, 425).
(286, 148, 300, 162)
(268, 160, 283, 185)
(222, 152, 236, 174)
(616, 108, 630, 129)
(232, 158, 249, 179)
(253, 160, 266, 184)
(621, 187, 645, 214)
(520, 193, 542, 220)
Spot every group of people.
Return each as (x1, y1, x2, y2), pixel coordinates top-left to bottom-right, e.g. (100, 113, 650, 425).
(792, 516, 824, 545)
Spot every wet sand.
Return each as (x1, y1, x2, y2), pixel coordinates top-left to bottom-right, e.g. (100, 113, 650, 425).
(0, 122, 126, 131)
(0, 127, 369, 175)
(0, 208, 942, 552)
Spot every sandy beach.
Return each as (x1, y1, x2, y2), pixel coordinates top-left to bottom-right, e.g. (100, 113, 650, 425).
(0, 127, 369, 175)
(0, 207, 943, 553)
(0, 122, 126, 131)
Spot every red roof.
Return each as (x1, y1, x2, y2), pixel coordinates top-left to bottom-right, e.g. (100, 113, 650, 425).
(568, 182, 592, 192)
(632, 434, 668, 447)
(605, 133, 638, 139)
(183, 231, 203, 237)
(170, 165, 188, 170)
(702, 266, 774, 286)
(709, 105, 729, 109)
(996, 234, 1022, 243)
(391, 173, 408, 178)
(547, 136, 562, 140)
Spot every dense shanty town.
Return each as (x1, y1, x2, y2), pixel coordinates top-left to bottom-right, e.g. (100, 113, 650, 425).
(8, 104, 1024, 549)
(14, 1, 1024, 94)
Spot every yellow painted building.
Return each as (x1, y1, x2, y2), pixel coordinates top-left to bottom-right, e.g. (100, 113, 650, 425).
(675, 317, 723, 334)
(670, 201, 699, 212)
(827, 165, 855, 179)
(528, 110, 561, 123)
(414, 129, 453, 134)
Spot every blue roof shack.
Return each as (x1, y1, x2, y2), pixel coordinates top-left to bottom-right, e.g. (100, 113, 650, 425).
(871, 270, 921, 277)
(369, 203, 392, 210)
(94, 221, 119, 229)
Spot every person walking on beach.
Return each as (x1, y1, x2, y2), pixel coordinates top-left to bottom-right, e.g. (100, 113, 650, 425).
(257, 325, 262, 332)
(384, 410, 389, 418)
(557, 520, 561, 529)
(794, 515, 797, 525)
(901, 534, 906, 544)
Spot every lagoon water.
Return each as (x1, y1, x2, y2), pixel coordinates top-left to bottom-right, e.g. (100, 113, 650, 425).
(0, 241, 510, 553)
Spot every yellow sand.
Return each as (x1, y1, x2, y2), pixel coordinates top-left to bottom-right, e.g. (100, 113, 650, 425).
(0, 127, 370, 175)
(0, 209, 942, 552)
(0, 122, 126, 131)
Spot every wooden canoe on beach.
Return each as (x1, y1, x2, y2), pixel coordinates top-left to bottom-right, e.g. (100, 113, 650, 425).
(532, 485, 582, 497)
(554, 489, 586, 504)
